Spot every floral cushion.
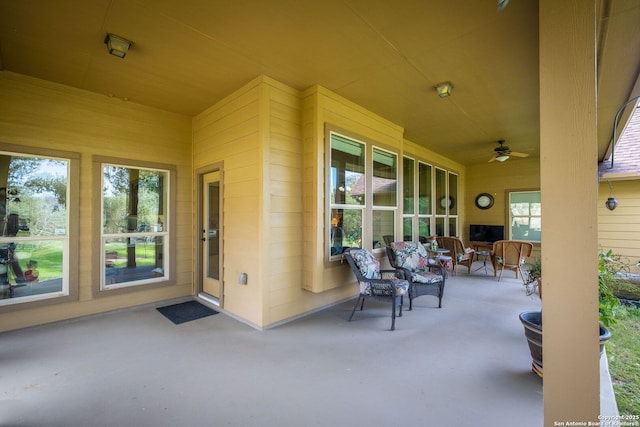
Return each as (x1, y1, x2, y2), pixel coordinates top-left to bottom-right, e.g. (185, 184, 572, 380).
(390, 241, 431, 272)
(411, 271, 443, 285)
(360, 278, 409, 296)
(349, 248, 381, 279)
(495, 256, 526, 266)
(437, 255, 453, 270)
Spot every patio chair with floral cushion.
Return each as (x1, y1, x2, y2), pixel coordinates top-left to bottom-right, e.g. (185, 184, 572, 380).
(436, 236, 475, 275)
(344, 247, 409, 331)
(386, 241, 446, 310)
(490, 240, 533, 282)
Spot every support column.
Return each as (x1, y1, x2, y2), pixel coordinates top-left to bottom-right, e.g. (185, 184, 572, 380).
(540, 1, 600, 425)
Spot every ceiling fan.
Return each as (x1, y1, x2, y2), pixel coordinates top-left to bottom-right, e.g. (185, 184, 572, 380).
(488, 140, 529, 163)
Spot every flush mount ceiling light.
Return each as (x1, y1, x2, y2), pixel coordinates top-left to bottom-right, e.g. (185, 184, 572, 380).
(104, 33, 132, 58)
(435, 82, 454, 98)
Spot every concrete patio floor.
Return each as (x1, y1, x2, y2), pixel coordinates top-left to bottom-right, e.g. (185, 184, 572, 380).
(0, 263, 613, 426)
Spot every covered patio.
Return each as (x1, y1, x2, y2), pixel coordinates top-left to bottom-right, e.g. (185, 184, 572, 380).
(1, 263, 610, 427)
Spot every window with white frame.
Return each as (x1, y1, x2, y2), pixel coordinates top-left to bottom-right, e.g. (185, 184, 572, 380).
(328, 130, 397, 259)
(0, 151, 72, 306)
(509, 190, 541, 242)
(417, 161, 433, 240)
(372, 147, 397, 249)
(101, 163, 169, 289)
(402, 156, 458, 241)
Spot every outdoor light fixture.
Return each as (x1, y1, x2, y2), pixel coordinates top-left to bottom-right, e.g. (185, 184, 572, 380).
(605, 197, 619, 211)
(435, 82, 454, 98)
(609, 95, 640, 169)
(605, 180, 618, 211)
(104, 33, 132, 58)
(495, 154, 510, 162)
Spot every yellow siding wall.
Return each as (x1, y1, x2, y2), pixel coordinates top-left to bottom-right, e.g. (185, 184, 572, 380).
(302, 85, 405, 293)
(0, 72, 193, 332)
(466, 157, 540, 258)
(192, 77, 263, 325)
(598, 179, 640, 273)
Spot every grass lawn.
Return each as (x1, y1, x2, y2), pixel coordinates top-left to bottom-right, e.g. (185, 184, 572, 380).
(606, 277, 640, 416)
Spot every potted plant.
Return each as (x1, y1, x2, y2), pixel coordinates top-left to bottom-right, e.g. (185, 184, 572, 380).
(523, 257, 542, 297)
(518, 253, 617, 377)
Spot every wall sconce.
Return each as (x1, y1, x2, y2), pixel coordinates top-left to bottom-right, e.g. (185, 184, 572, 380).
(435, 82, 454, 98)
(605, 180, 618, 211)
(104, 33, 132, 58)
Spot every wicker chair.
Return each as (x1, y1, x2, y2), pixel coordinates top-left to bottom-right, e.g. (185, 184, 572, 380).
(490, 240, 534, 282)
(436, 236, 475, 275)
(343, 248, 410, 331)
(386, 241, 446, 310)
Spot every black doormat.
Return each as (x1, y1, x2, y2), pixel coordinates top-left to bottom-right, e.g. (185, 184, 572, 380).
(156, 301, 218, 325)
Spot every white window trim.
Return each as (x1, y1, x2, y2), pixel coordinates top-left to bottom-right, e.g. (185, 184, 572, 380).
(0, 145, 79, 311)
(92, 155, 176, 296)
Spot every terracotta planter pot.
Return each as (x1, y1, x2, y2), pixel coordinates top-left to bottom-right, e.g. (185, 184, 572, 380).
(518, 311, 611, 378)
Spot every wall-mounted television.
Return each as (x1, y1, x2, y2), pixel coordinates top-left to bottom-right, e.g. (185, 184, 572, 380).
(469, 224, 504, 243)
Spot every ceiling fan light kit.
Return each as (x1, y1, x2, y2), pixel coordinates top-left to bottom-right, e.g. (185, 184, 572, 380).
(488, 140, 528, 163)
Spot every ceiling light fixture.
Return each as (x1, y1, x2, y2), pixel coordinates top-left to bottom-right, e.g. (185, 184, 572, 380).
(495, 154, 510, 162)
(435, 82, 454, 98)
(104, 33, 132, 58)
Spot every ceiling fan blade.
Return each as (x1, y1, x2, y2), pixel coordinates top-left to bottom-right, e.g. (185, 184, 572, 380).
(510, 152, 529, 158)
(488, 156, 496, 163)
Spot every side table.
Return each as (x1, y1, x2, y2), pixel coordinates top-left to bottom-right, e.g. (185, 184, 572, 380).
(474, 250, 492, 275)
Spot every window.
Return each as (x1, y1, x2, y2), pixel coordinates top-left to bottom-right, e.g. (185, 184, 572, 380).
(100, 161, 171, 290)
(509, 191, 541, 242)
(417, 161, 432, 240)
(372, 147, 397, 249)
(329, 134, 365, 257)
(0, 149, 76, 307)
(328, 130, 397, 259)
(402, 157, 414, 240)
(402, 157, 458, 241)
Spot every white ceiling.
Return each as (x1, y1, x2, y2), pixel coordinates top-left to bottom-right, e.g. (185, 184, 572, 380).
(1, 0, 639, 166)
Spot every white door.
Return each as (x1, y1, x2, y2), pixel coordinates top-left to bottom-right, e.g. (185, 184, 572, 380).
(202, 171, 221, 300)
